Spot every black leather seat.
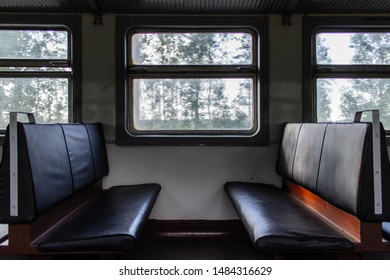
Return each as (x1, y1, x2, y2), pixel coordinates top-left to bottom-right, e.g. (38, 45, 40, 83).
(0, 122, 161, 254)
(38, 184, 160, 252)
(225, 121, 390, 253)
(225, 182, 353, 251)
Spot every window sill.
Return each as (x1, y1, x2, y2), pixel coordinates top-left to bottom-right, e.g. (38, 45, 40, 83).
(115, 127, 269, 146)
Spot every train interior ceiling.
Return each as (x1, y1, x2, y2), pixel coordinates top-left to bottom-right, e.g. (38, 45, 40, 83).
(1, 0, 390, 260)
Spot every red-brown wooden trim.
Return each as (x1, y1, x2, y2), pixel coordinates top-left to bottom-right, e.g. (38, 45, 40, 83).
(0, 224, 38, 254)
(285, 180, 361, 242)
(0, 181, 102, 255)
(284, 179, 390, 252)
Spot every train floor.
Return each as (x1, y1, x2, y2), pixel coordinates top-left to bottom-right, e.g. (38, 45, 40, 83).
(1, 237, 390, 260)
(50, 235, 390, 260)
(1, 221, 390, 260)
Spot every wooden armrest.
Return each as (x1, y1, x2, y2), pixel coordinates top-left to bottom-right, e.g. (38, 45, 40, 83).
(284, 180, 390, 252)
(0, 180, 102, 255)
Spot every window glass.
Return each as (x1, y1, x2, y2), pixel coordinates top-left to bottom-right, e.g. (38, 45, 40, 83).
(0, 77, 69, 128)
(312, 27, 390, 131)
(0, 27, 71, 130)
(128, 30, 257, 135)
(316, 32, 390, 65)
(131, 32, 252, 65)
(0, 29, 68, 60)
(116, 16, 268, 145)
(317, 78, 390, 128)
(132, 78, 253, 132)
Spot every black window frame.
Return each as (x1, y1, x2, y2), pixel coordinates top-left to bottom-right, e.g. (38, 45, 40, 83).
(116, 15, 269, 146)
(0, 14, 81, 144)
(303, 16, 390, 143)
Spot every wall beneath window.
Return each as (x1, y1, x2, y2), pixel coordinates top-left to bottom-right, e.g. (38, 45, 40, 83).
(81, 14, 303, 219)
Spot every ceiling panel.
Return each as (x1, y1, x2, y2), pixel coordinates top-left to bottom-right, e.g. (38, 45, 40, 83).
(93, 0, 287, 13)
(298, 0, 390, 13)
(0, 0, 92, 12)
(1, 0, 390, 14)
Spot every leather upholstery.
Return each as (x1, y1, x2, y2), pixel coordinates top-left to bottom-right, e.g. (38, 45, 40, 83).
(277, 122, 390, 222)
(0, 121, 161, 253)
(84, 123, 109, 180)
(61, 124, 96, 193)
(38, 184, 161, 252)
(0, 123, 109, 223)
(225, 182, 353, 251)
(276, 123, 301, 181)
(293, 123, 327, 193)
(317, 123, 368, 216)
(226, 121, 390, 251)
(24, 124, 74, 216)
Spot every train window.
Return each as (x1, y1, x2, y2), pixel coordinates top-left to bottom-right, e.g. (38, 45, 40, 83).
(130, 32, 254, 133)
(316, 32, 390, 65)
(116, 16, 269, 146)
(0, 15, 81, 137)
(304, 17, 390, 135)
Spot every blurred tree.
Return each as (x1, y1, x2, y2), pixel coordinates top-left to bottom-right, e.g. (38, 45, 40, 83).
(315, 36, 332, 121)
(340, 33, 390, 127)
(0, 30, 69, 129)
(134, 32, 253, 131)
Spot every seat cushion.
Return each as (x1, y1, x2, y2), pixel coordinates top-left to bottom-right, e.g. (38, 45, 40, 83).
(225, 182, 353, 252)
(38, 184, 161, 252)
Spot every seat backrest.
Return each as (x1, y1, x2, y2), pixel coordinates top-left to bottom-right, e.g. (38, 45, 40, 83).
(0, 122, 109, 223)
(61, 124, 96, 193)
(292, 123, 327, 193)
(276, 122, 390, 222)
(84, 124, 109, 181)
(276, 123, 301, 180)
